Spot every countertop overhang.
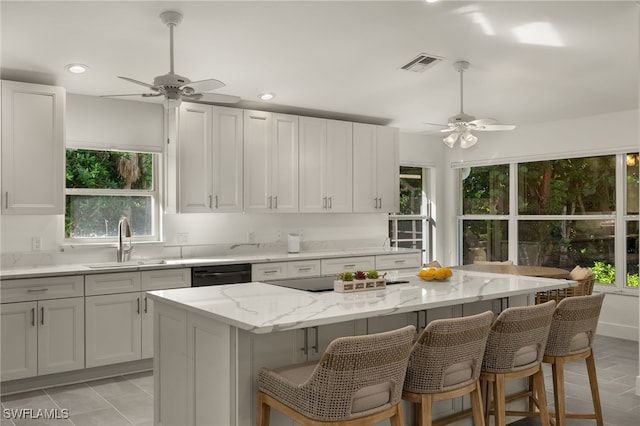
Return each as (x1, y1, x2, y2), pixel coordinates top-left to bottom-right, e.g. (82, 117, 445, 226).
(147, 270, 576, 334)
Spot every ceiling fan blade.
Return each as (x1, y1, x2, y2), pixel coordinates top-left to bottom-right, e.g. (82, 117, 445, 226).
(182, 78, 225, 93)
(468, 118, 497, 126)
(474, 124, 516, 131)
(439, 127, 456, 133)
(118, 76, 155, 88)
(187, 93, 241, 104)
(101, 93, 163, 98)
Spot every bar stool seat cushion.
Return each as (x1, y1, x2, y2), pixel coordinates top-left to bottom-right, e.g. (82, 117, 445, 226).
(513, 345, 539, 367)
(442, 359, 474, 387)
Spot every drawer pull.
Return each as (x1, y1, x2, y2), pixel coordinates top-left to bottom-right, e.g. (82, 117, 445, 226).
(137, 297, 141, 315)
(31, 307, 35, 327)
(297, 267, 312, 272)
(40, 307, 44, 325)
(394, 260, 406, 264)
(344, 264, 356, 268)
(27, 288, 49, 293)
(263, 270, 279, 274)
(250, 115, 267, 120)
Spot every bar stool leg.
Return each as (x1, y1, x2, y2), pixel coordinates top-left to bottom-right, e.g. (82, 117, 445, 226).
(585, 353, 604, 426)
(420, 394, 433, 426)
(257, 391, 270, 426)
(494, 375, 507, 426)
(551, 359, 566, 426)
(532, 369, 551, 426)
(390, 405, 404, 426)
(470, 381, 485, 425)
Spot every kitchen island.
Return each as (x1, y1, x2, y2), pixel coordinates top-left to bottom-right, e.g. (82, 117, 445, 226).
(148, 270, 575, 426)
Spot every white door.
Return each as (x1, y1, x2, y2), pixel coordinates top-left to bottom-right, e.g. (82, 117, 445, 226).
(1, 80, 65, 214)
(243, 110, 272, 211)
(211, 106, 243, 212)
(298, 117, 326, 212)
(85, 293, 142, 367)
(0, 301, 37, 380)
(352, 123, 378, 212)
(178, 102, 213, 213)
(271, 113, 299, 212)
(375, 125, 399, 213)
(325, 120, 353, 212)
(38, 297, 84, 375)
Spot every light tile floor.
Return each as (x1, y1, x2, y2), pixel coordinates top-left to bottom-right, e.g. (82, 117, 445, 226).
(1, 336, 638, 425)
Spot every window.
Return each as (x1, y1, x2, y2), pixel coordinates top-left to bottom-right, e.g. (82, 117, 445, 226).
(389, 166, 433, 264)
(65, 149, 159, 241)
(458, 153, 639, 291)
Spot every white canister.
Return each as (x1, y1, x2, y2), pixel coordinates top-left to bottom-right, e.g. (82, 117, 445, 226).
(287, 233, 301, 253)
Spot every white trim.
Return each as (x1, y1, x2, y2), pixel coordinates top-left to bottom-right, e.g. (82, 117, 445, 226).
(66, 140, 162, 154)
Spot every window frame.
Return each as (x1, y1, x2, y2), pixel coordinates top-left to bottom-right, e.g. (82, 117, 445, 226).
(64, 148, 161, 244)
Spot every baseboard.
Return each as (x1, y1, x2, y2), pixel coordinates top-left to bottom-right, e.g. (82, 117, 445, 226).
(596, 321, 639, 342)
(1, 359, 153, 395)
(636, 375, 640, 396)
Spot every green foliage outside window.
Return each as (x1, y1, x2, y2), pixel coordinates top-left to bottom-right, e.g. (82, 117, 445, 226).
(65, 149, 154, 239)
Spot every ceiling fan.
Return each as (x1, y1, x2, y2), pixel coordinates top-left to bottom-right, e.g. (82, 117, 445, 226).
(427, 60, 515, 149)
(103, 11, 240, 107)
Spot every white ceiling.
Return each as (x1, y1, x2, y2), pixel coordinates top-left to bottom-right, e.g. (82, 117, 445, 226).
(2, 1, 638, 133)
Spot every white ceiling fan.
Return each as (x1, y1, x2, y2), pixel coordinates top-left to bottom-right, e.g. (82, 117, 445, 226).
(103, 11, 240, 107)
(427, 60, 515, 149)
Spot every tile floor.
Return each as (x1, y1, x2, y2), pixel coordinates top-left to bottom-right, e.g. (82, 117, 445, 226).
(0, 335, 639, 425)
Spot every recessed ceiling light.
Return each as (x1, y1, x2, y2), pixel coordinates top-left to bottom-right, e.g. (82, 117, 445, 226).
(65, 63, 89, 74)
(259, 92, 275, 101)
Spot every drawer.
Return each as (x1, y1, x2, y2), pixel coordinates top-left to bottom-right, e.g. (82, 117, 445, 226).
(85, 272, 141, 296)
(287, 260, 321, 278)
(141, 268, 191, 291)
(252, 263, 287, 281)
(0, 275, 84, 303)
(376, 253, 421, 271)
(321, 256, 376, 275)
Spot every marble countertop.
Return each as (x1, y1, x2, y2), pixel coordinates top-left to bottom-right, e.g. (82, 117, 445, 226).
(147, 270, 576, 334)
(0, 247, 419, 279)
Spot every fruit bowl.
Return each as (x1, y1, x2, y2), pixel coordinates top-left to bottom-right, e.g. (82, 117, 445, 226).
(417, 267, 453, 282)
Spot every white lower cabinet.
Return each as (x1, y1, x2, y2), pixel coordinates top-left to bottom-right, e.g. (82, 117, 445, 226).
(85, 268, 190, 368)
(1, 297, 84, 381)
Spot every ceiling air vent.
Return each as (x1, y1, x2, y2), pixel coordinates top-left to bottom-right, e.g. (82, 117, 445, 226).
(400, 53, 443, 72)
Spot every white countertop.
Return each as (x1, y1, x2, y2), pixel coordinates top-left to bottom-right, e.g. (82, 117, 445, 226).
(147, 270, 576, 334)
(0, 247, 418, 279)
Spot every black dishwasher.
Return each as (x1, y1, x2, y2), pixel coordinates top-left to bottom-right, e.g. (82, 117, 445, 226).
(191, 264, 252, 286)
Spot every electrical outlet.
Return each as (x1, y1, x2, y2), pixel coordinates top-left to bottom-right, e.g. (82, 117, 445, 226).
(247, 231, 256, 243)
(31, 236, 42, 251)
(177, 233, 189, 245)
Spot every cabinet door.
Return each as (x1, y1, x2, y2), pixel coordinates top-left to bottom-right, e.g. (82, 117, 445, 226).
(38, 297, 84, 375)
(141, 292, 153, 359)
(375, 125, 399, 213)
(298, 116, 326, 212)
(178, 102, 213, 213)
(244, 110, 272, 211)
(325, 120, 353, 212)
(212, 106, 243, 212)
(1, 80, 65, 214)
(271, 113, 298, 212)
(85, 293, 142, 367)
(0, 301, 37, 380)
(352, 123, 378, 212)
(306, 320, 360, 362)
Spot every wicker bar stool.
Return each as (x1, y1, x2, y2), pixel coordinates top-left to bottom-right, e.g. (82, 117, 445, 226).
(402, 311, 494, 426)
(257, 325, 415, 426)
(480, 301, 556, 426)
(536, 265, 595, 304)
(543, 293, 605, 426)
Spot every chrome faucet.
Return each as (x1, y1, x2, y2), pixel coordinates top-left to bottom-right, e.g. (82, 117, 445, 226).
(116, 216, 133, 262)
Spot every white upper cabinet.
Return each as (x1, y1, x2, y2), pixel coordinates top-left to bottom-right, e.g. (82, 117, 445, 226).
(244, 110, 298, 212)
(299, 117, 353, 212)
(352, 123, 399, 213)
(1, 80, 65, 214)
(178, 103, 243, 213)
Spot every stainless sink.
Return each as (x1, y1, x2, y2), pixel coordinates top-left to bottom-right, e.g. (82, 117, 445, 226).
(85, 260, 167, 269)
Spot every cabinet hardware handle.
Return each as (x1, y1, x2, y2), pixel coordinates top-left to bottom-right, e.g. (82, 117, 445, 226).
(250, 115, 267, 120)
(274, 196, 278, 209)
(344, 264, 356, 268)
(328, 197, 332, 209)
(27, 288, 49, 293)
(323, 197, 327, 209)
(301, 328, 308, 356)
(137, 297, 140, 315)
(4, 192, 7, 209)
(268, 196, 272, 209)
(298, 267, 312, 272)
(144, 296, 148, 313)
(215, 195, 219, 209)
(208, 195, 212, 209)
(31, 307, 35, 327)
(374, 197, 378, 209)
(378, 197, 382, 209)
(312, 326, 319, 354)
(263, 270, 278, 274)
(40, 307, 44, 325)
(394, 260, 405, 264)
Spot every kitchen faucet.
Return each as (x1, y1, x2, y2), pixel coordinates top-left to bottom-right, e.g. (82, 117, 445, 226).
(116, 216, 133, 262)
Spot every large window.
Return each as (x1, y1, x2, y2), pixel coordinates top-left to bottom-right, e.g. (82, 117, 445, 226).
(459, 153, 639, 291)
(389, 166, 433, 264)
(65, 149, 159, 241)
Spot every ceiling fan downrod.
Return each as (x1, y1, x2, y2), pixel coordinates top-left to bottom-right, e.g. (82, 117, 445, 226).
(454, 60, 470, 115)
(160, 11, 183, 75)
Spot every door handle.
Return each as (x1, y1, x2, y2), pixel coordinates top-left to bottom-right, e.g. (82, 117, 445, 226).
(323, 197, 327, 209)
(300, 328, 308, 356)
(328, 197, 332, 209)
(268, 196, 272, 209)
(274, 196, 278, 209)
(144, 296, 148, 314)
(215, 195, 219, 209)
(137, 297, 140, 315)
(40, 307, 44, 325)
(31, 307, 35, 327)
(208, 195, 212, 209)
(312, 326, 319, 354)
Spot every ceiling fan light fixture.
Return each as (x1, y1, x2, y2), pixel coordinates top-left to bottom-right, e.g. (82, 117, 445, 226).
(443, 132, 458, 148)
(460, 131, 478, 149)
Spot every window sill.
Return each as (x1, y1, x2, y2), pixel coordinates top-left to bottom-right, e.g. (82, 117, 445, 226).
(60, 240, 164, 250)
